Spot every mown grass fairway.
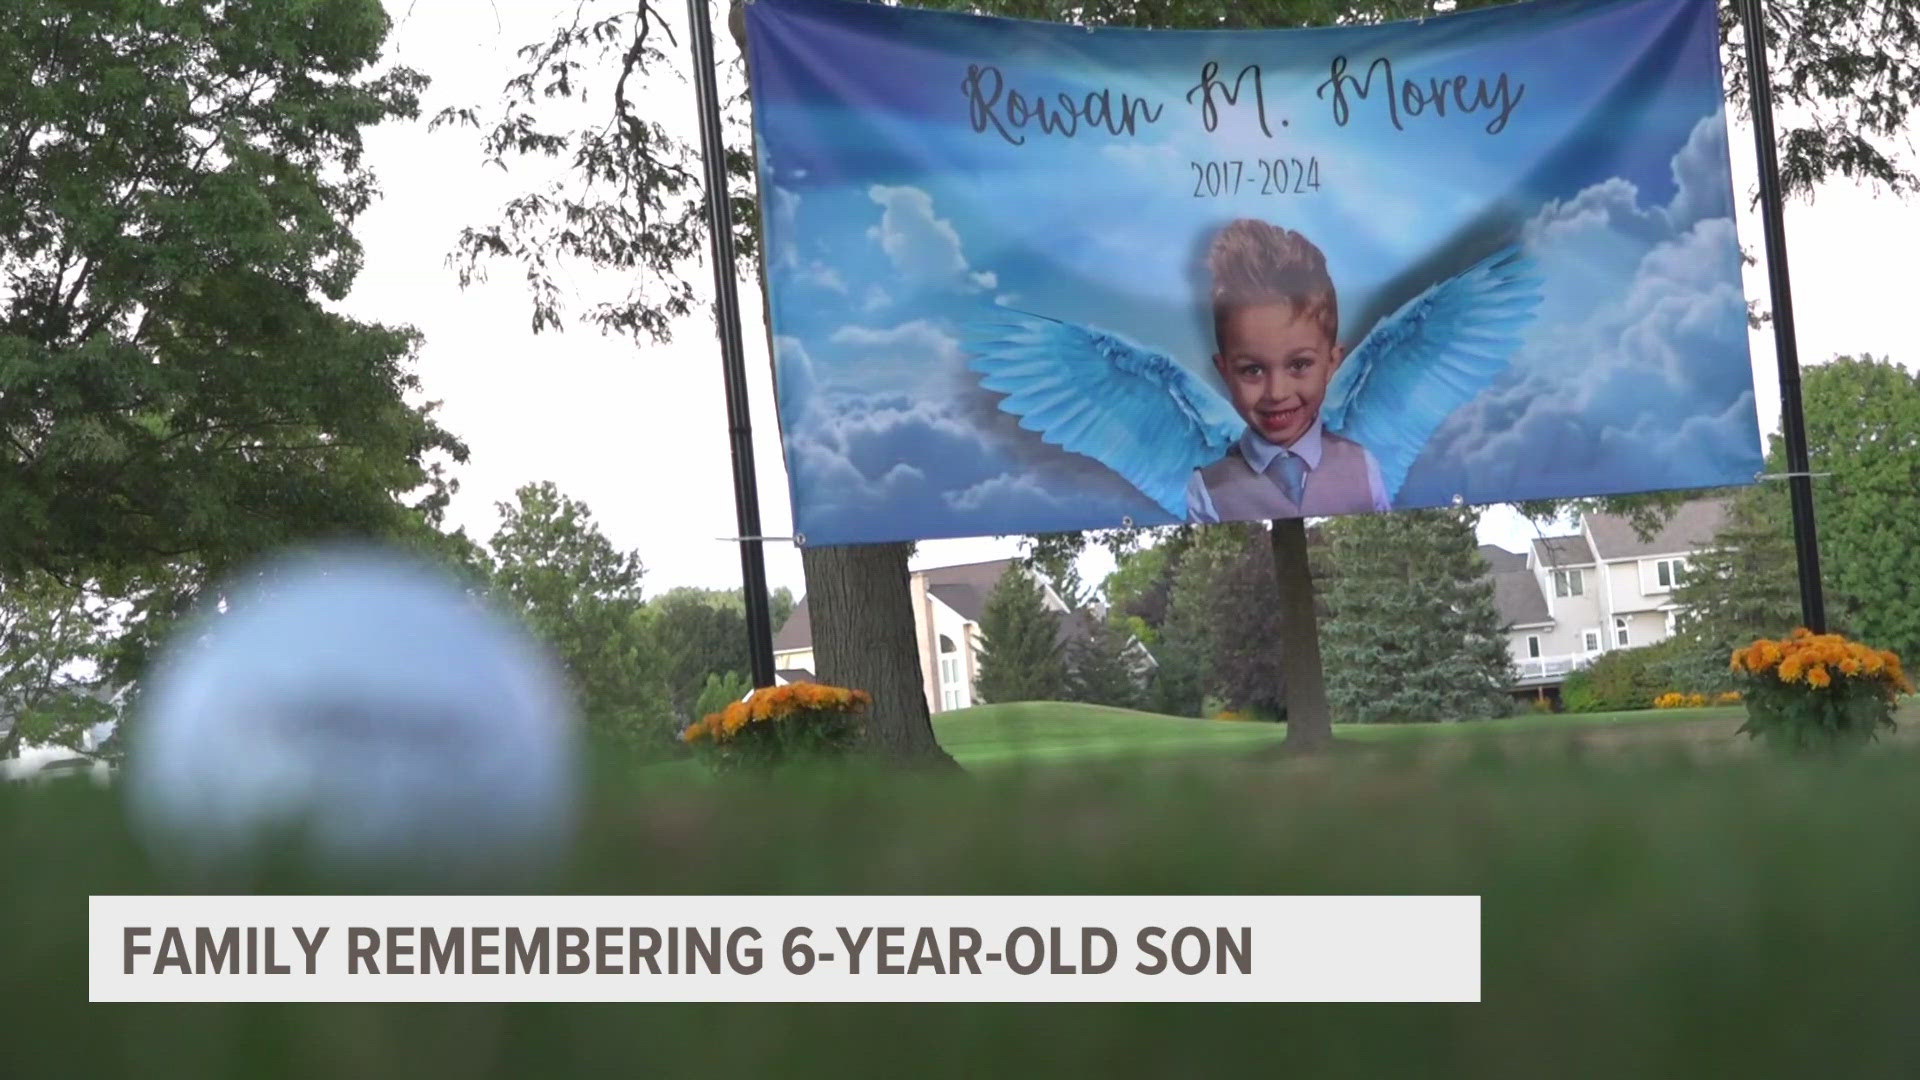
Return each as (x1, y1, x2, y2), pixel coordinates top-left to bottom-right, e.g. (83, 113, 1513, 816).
(10, 704, 1920, 1077)
(931, 700, 1751, 767)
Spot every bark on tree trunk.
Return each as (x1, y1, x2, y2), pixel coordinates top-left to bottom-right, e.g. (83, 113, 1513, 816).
(1269, 518, 1333, 750)
(802, 542, 957, 767)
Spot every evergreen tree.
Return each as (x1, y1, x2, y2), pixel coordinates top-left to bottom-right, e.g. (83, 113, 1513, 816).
(1160, 523, 1289, 718)
(1320, 508, 1513, 724)
(693, 671, 753, 724)
(1021, 532, 1094, 610)
(1671, 484, 1807, 685)
(1066, 615, 1145, 710)
(1153, 564, 1213, 718)
(974, 567, 1068, 704)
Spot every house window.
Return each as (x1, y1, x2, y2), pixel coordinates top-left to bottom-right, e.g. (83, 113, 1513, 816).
(1615, 617, 1630, 647)
(1526, 635, 1541, 659)
(937, 634, 966, 710)
(1553, 569, 1584, 597)
(1653, 559, 1687, 591)
(1582, 629, 1601, 653)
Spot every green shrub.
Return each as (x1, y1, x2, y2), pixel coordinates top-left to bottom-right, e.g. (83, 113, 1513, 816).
(1562, 638, 1709, 712)
(1645, 639, 1740, 696)
(1559, 671, 1603, 713)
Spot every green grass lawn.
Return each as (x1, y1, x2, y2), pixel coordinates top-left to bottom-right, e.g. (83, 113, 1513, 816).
(932, 700, 1752, 768)
(633, 700, 1748, 779)
(13, 701, 1920, 1076)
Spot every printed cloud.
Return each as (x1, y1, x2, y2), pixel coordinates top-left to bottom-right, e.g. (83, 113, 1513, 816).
(1402, 115, 1761, 505)
(867, 185, 998, 291)
(770, 187, 801, 270)
(943, 472, 1070, 514)
(815, 319, 966, 396)
(783, 388, 1160, 543)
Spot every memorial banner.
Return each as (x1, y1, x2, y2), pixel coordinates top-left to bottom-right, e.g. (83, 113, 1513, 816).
(744, 0, 1762, 546)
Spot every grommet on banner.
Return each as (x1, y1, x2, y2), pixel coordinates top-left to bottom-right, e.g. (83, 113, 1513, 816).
(1120, 515, 1134, 529)
(1451, 494, 1465, 507)
(793, 533, 806, 547)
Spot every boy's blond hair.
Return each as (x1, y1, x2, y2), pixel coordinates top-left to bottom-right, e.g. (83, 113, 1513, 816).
(1207, 219, 1339, 347)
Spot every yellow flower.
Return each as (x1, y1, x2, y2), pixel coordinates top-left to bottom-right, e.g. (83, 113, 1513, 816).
(1735, 631, 1912, 696)
(719, 701, 752, 737)
(1778, 653, 1807, 683)
(682, 719, 710, 744)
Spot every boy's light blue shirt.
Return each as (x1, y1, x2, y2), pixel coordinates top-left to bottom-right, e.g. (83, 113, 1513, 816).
(1185, 420, 1391, 523)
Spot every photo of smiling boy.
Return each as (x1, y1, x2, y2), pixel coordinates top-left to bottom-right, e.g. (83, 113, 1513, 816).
(1185, 219, 1390, 523)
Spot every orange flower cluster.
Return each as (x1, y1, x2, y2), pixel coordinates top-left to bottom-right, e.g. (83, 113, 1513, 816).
(682, 683, 873, 744)
(1654, 692, 1709, 709)
(1730, 629, 1913, 694)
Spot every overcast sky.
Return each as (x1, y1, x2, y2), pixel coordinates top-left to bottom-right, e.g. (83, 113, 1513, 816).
(344, 0, 1919, 601)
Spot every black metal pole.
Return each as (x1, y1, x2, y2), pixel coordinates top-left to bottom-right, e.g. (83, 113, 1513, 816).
(1737, 0, 1826, 633)
(688, 0, 777, 686)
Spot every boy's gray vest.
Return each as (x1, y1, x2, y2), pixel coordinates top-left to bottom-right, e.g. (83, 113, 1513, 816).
(1199, 431, 1378, 518)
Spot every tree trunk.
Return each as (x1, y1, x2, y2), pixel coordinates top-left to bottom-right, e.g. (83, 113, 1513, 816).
(802, 542, 957, 767)
(1269, 518, 1333, 749)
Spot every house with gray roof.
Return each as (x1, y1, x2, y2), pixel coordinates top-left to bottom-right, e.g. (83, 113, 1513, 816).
(1485, 497, 1729, 696)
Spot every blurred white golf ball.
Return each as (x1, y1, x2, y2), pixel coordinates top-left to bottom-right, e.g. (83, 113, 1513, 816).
(127, 544, 581, 882)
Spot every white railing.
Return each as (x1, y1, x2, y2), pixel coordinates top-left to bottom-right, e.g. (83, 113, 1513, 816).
(1513, 653, 1595, 681)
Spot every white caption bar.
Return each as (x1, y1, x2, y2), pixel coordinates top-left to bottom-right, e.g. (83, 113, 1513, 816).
(91, 894, 1478, 1003)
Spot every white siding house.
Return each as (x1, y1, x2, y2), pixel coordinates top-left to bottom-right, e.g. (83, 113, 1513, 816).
(1484, 498, 1728, 697)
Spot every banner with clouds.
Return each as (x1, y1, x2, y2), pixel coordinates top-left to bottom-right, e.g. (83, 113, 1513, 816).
(744, 0, 1763, 547)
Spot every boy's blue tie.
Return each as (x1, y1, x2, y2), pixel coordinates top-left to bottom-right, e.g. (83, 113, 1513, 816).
(1265, 451, 1308, 506)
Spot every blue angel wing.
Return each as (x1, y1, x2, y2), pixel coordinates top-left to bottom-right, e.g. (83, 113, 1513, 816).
(964, 313, 1244, 519)
(1322, 247, 1543, 503)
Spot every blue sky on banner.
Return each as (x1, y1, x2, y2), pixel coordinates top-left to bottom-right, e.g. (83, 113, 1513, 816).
(746, 0, 1763, 545)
